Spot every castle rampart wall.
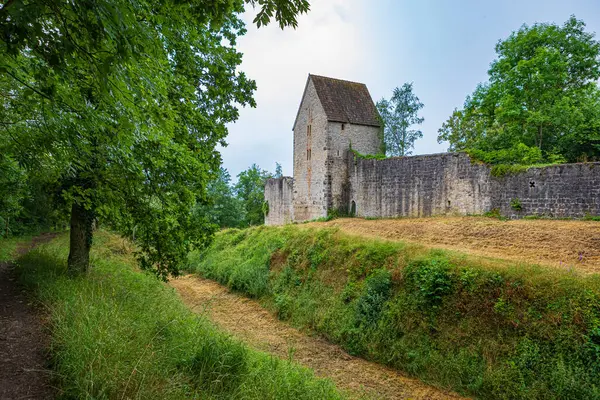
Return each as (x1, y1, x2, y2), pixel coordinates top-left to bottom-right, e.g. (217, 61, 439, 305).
(347, 152, 600, 219)
(326, 122, 381, 213)
(264, 177, 294, 226)
(489, 163, 600, 218)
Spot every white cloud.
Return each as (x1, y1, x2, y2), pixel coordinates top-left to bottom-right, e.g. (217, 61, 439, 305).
(222, 0, 375, 179)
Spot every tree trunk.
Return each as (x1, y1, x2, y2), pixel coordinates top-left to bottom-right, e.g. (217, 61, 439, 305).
(67, 202, 94, 274)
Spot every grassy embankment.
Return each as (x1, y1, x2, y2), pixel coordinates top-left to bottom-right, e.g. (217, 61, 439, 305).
(4, 232, 344, 400)
(189, 225, 600, 399)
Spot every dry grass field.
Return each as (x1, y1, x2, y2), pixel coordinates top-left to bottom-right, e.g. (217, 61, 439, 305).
(308, 217, 600, 273)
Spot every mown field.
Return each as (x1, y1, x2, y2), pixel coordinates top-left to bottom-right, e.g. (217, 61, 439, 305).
(7, 232, 345, 400)
(309, 217, 600, 273)
(189, 224, 600, 399)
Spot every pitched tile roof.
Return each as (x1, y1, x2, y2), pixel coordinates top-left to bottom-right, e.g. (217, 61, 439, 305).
(310, 74, 381, 127)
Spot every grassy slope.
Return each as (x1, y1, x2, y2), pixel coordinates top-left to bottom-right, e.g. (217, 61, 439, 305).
(14, 232, 344, 400)
(189, 225, 600, 400)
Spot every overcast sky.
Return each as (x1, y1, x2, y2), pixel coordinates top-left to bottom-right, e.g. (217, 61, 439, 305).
(221, 0, 600, 179)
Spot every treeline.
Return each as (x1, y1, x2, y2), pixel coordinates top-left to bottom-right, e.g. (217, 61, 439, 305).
(0, 161, 279, 239)
(195, 163, 282, 229)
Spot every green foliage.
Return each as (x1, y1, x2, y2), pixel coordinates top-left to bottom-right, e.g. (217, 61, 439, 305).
(194, 168, 245, 229)
(350, 149, 387, 160)
(0, 155, 26, 237)
(511, 198, 523, 212)
(355, 269, 392, 326)
(235, 164, 274, 226)
(376, 83, 424, 157)
(1, 0, 311, 276)
(468, 143, 544, 165)
(483, 208, 506, 220)
(439, 17, 600, 165)
(191, 225, 600, 399)
(405, 258, 453, 309)
(0, 236, 31, 262)
(275, 162, 284, 178)
(15, 232, 342, 400)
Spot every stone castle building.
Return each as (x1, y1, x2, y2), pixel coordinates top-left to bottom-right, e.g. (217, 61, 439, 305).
(264, 74, 600, 225)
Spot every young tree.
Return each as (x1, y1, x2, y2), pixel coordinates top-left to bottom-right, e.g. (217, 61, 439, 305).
(235, 164, 272, 226)
(0, 0, 310, 278)
(274, 162, 283, 178)
(376, 83, 424, 157)
(438, 16, 600, 164)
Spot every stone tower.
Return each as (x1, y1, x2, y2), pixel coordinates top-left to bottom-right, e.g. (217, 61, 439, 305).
(292, 74, 382, 221)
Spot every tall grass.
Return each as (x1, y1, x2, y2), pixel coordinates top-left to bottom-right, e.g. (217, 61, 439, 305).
(16, 231, 343, 400)
(0, 235, 31, 262)
(189, 225, 600, 399)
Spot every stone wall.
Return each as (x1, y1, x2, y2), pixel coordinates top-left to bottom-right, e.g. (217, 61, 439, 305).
(347, 152, 600, 219)
(348, 152, 491, 218)
(326, 121, 382, 213)
(264, 177, 294, 226)
(490, 163, 600, 218)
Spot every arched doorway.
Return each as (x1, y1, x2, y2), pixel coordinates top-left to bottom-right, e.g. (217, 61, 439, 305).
(350, 200, 356, 217)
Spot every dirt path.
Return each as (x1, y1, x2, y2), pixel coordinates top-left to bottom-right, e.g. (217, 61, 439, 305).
(307, 217, 600, 274)
(171, 275, 465, 400)
(0, 233, 58, 400)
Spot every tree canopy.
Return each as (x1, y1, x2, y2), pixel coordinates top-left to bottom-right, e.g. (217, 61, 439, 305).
(376, 83, 424, 157)
(438, 16, 600, 165)
(0, 0, 309, 278)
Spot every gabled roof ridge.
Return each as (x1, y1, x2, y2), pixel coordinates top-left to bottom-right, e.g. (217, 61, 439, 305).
(308, 73, 368, 87)
(292, 74, 381, 130)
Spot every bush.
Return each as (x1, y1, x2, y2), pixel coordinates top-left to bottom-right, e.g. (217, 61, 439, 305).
(405, 258, 453, 309)
(511, 198, 523, 211)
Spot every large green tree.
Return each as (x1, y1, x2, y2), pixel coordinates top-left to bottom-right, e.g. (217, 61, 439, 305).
(376, 83, 424, 157)
(438, 16, 600, 164)
(0, 0, 309, 278)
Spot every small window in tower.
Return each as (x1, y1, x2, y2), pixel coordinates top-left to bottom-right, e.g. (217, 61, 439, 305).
(341, 123, 345, 131)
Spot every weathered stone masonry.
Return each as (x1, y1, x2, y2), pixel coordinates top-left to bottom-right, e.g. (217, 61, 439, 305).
(264, 177, 294, 226)
(264, 75, 600, 226)
(348, 152, 600, 219)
